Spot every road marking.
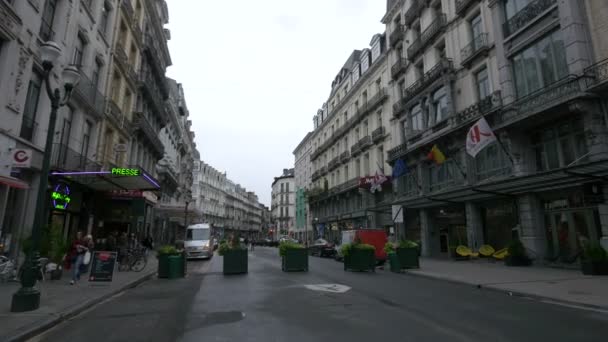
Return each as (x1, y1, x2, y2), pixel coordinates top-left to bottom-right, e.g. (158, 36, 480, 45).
(304, 284, 351, 293)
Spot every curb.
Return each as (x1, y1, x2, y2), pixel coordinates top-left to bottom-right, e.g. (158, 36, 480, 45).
(6, 270, 156, 342)
(403, 270, 608, 312)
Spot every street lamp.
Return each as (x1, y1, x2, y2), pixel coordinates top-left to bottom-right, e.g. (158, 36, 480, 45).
(11, 41, 80, 312)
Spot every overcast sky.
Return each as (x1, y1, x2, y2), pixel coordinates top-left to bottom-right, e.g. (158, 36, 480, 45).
(166, 0, 386, 206)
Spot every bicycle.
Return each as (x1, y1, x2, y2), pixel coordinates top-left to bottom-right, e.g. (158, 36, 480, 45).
(0, 256, 17, 282)
(118, 247, 147, 272)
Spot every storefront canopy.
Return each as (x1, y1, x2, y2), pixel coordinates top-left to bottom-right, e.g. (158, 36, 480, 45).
(50, 167, 160, 192)
(0, 175, 29, 189)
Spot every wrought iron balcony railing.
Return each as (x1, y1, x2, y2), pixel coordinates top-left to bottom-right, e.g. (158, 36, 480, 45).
(460, 33, 489, 68)
(584, 58, 608, 90)
(503, 0, 556, 37)
(133, 112, 165, 157)
(455, 91, 502, 125)
(456, 0, 477, 16)
(51, 143, 101, 172)
(390, 25, 406, 47)
(132, 20, 143, 45)
(72, 71, 105, 120)
(351, 141, 362, 156)
(403, 58, 454, 105)
(372, 127, 386, 142)
(392, 98, 406, 118)
(367, 88, 387, 112)
(404, 0, 424, 26)
(408, 14, 447, 60)
(328, 157, 341, 171)
(391, 58, 408, 80)
(358, 135, 372, 150)
(340, 151, 350, 163)
(388, 143, 408, 162)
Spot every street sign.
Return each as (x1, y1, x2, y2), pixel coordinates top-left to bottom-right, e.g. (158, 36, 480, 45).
(392, 205, 404, 223)
(89, 251, 117, 282)
(11, 148, 32, 168)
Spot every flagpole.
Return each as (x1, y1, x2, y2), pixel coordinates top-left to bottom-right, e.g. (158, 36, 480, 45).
(479, 115, 515, 166)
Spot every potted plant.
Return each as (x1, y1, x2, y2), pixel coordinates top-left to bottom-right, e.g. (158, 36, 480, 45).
(157, 245, 181, 278)
(219, 236, 247, 275)
(581, 244, 608, 275)
(279, 241, 308, 272)
(505, 239, 532, 266)
(396, 240, 420, 269)
(342, 242, 376, 272)
(384, 242, 400, 272)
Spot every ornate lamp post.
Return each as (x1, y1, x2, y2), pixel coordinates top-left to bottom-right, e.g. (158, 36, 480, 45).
(11, 42, 80, 312)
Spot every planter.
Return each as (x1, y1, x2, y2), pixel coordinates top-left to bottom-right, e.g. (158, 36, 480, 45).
(282, 248, 308, 272)
(396, 247, 420, 269)
(158, 253, 182, 278)
(388, 253, 401, 273)
(581, 260, 608, 275)
(344, 248, 375, 272)
(223, 249, 248, 275)
(505, 255, 532, 267)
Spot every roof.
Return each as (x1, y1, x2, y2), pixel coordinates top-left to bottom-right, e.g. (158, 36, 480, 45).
(293, 132, 313, 154)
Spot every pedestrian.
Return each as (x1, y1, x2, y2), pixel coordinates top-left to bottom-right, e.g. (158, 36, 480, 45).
(117, 232, 128, 264)
(142, 234, 154, 250)
(69, 232, 89, 285)
(107, 231, 117, 252)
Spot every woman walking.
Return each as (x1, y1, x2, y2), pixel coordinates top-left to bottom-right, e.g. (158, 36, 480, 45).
(69, 232, 90, 285)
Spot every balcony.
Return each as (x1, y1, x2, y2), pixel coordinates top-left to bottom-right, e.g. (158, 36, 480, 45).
(319, 166, 328, 176)
(388, 143, 408, 163)
(455, 91, 502, 125)
(503, 0, 557, 37)
(456, 0, 478, 16)
(407, 14, 447, 60)
(133, 112, 165, 157)
(131, 20, 143, 45)
(337, 151, 348, 164)
(121, 0, 134, 21)
(144, 33, 169, 93)
(51, 143, 101, 172)
(19, 116, 38, 142)
(403, 58, 454, 105)
(328, 157, 340, 171)
(372, 127, 386, 142)
(367, 88, 387, 112)
(358, 135, 372, 150)
(114, 43, 138, 86)
(391, 58, 408, 80)
(390, 25, 406, 47)
(72, 71, 105, 120)
(404, 0, 424, 26)
(311, 170, 321, 181)
(105, 100, 130, 131)
(460, 33, 489, 68)
(393, 97, 406, 118)
(139, 71, 167, 118)
(351, 141, 362, 156)
(584, 58, 608, 92)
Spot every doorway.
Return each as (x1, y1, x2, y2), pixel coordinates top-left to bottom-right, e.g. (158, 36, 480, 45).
(545, 209, 600, 261)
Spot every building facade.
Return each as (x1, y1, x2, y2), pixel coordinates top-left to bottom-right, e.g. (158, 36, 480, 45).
(294, 132, 313, 242)
(306, 34, 394, 242)
(383, 0, 608, 260)
(271, 168, 295, 239)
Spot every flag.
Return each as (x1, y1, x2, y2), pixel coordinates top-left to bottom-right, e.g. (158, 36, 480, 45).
(466, 117, 496, 157)
(392, 158, 409, 178)
(427, 145, 446, 165)
(370, 171, 388, 193)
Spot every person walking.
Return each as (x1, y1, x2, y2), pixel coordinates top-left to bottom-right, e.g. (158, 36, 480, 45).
(69, 232, 89, 285)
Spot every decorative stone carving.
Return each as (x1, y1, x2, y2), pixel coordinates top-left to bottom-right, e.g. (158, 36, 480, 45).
(7, 48, 32, 114)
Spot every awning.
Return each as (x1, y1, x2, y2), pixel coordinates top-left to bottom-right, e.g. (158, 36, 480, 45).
(50, 167, 160, 191)
(0, 175, 29, 189)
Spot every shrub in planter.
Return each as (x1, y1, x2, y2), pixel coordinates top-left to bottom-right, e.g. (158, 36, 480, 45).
(219, 240, 248, 275)
(279, 241, 308, 272)
(342, 243, 376, 272)
(157, 245, 180, 278)
(505, 239, 532, 266)
(581, 244, 608, 276)
(396, 240, 420, 269)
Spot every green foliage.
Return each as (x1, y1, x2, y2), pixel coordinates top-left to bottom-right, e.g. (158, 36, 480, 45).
(507, 239, 527, 258)
(218, 241, 245, 256)
(398, 240, 418, 249)
(583, 244, 608, 262)
(49, 225, 68, 263)
(341, 242, 375, 257)
(384, 242, 396, 254)
(279, 241, 304, 257)
(21, 224, 60, 258)
(158, 245, 179, 256)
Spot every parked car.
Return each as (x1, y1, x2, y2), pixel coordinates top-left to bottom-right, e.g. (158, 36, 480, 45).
(309, 239, 336, 258)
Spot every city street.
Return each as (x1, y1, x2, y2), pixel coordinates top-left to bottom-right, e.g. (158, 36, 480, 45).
(31, 248, 607, 342)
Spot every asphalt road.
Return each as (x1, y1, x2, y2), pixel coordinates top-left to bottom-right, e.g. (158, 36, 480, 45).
(32, 248, 608, 342)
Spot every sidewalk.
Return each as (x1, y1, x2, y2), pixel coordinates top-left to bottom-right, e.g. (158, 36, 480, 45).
(0, 258, 157, 342)
(406, 258, 608, 310)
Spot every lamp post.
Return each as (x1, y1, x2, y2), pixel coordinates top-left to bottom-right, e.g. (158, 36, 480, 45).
(11, 42, 80, 312)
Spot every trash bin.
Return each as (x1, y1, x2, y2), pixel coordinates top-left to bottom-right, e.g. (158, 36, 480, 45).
(168, 255, 181, 279)
(388, 253, 401, 273)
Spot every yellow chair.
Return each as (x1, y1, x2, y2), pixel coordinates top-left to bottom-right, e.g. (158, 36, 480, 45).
(479, 245, 495, 257)
(456, 245, 472, 257)
(492, 248, 509, 260)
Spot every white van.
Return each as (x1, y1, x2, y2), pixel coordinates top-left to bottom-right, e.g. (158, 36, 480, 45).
(185, 223, 214, 259)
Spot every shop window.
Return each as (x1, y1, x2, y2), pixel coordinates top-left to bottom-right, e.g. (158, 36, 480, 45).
(533, 119, 587, 171)
(475, 142, 511, 181)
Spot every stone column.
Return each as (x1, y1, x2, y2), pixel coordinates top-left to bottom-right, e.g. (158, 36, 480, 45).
(489, 0, 516, 106)
(558, 0, 593, 75)
(580, 101, 608, 162)
(517, 194, 547, 257)
(465, 202, 484, 250)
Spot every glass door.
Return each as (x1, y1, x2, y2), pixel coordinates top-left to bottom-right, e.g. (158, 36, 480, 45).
(546, 209, 599, 261)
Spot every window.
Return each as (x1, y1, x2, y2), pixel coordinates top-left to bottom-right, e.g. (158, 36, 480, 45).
(20, 71, 43, 141)
(280, 183, 284, 192)
(286, 182, 289, 193)
(72, 35, 86, 67)
(470, 13, 483, 48)
(92, 60, 103, 90)
(355, 159, 361, 177)
(511, 30, 568, 98)
(354, 128, 360, 141)
(533, 119, 587, 171)
(429, 161, 461, 192)
(123, 90, 132, 114)
(410, 104, 423, 131)
(378, 146, 384, 171)
(343, 111, 348, 123)
(81, 121, 92, 161)
(476, 143, 511, 181)
(344, 165, 349, 181)
(475, 67, 490, 100)
(40, 0, 58, 41)
(363, 120, 369, 136)
(432, 87, 449, 123)
(504, 0, 531, 20)
(364, 153, 370, 176)
(377, 111, 382, 129)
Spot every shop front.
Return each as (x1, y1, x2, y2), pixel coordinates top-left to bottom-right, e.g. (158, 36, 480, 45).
(431, 206, 467, 258)
(479, 199, 518, 251)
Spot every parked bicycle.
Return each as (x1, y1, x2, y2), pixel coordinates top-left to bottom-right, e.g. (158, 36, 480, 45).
(118, 247, 147, 272)
(0, 256, 17, 282)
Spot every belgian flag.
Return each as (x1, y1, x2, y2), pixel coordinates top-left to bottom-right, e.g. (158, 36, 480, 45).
(427, 145, 446, 165)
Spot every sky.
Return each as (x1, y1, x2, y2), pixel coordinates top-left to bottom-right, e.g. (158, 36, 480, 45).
(166, 0, 386, 206)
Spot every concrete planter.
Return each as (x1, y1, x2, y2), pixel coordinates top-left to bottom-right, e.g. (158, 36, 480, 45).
(581, 260, 608, 275)
(344, 248, 375, 272)
(504, 255, 532, 267)
(223, 249, 248, 275)
(396, 247, 420, 269)
(158, 254, 184, 279)
(281, 248, 308, 272)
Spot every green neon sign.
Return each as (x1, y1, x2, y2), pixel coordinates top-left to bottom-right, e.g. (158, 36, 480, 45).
(111, 168, 140, 176)
(52, 183, 71, 210)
